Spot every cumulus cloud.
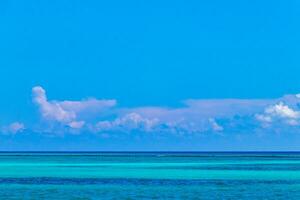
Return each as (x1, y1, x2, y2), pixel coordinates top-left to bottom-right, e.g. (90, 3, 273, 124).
(32, 86, 116, 129)
(93, 111, 225, 134)
(32, 86, 76, 123)
(256, 102, 300, 126)
(95, 113, 159, 132)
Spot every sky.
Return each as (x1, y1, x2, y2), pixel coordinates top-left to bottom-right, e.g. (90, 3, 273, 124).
(0, 0, 300, 151)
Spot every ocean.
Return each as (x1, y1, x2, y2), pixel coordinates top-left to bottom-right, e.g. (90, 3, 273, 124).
(0, 152, 299, 199)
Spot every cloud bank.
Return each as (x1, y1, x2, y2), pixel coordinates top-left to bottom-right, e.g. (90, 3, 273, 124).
(23, 86, 300, 136)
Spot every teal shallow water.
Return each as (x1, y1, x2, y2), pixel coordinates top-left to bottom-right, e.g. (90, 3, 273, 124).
(0, 152, 300, 199)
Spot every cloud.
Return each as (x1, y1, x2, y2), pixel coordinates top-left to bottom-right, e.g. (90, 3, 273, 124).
(32, 86, 116, 129)
(32, 86, 76, 123)
(209, 118, 224, 132)
(31, 86, 300, 135)
(93, 109, 225, 134)
(95, 113, 159, 132)
(68, 121, 85, 129)
(1, 122, 25, 134)
(184, 99, 274, 118)
(256, 102, 300, 126)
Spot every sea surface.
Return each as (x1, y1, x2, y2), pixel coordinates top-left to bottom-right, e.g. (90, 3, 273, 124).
(0, 152, 299, 199)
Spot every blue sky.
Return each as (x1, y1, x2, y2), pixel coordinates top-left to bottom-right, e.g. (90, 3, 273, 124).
(1, 0, 300, 151)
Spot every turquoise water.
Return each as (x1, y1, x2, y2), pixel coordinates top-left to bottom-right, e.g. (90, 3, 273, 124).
(0, 152, 300, 199)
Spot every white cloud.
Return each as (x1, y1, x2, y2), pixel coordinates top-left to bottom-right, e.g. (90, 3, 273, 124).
(256, 102, 300, 126)
(93, 112, 226, 134)
(265, 102, 300, 119)
(32, 86, 76, 123)
(32, 86, 116, 129)
(95, 113, 159, 132)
